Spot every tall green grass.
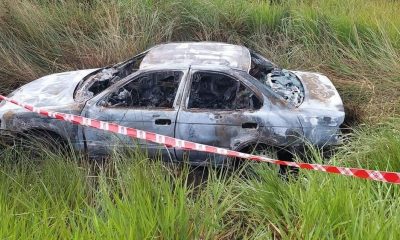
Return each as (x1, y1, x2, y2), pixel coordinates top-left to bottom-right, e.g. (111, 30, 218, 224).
(1, 120, 400, 239)
(0, 0, 399, 120)
(1, 0, 400, 238)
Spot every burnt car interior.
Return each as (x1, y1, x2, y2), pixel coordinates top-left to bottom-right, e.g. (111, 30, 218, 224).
(188, 72, 262, 110)
(249, 51, 305, 107)
(74, 47, 304, 108)
(103, 71, 182, 108)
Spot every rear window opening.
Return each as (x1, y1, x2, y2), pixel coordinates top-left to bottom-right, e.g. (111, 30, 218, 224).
(74, 52, 147, 102)
(249, 51, 304, 107)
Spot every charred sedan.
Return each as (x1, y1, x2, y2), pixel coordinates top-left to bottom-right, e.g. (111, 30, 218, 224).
(0, 42, 344, 164)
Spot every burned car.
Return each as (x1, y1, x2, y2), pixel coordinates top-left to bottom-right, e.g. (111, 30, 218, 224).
(0, 42, 344, 164)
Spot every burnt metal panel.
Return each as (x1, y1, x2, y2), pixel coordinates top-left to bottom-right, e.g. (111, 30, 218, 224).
(140, 42, 251, 72)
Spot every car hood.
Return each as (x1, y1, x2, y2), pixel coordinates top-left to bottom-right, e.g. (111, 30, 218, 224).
(292, 71, 344, 112)
(0, 69, 98, 111)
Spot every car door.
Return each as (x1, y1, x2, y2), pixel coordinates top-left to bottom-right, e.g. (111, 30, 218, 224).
(81, 69, 187, 159)
(175, 69, 264, 165)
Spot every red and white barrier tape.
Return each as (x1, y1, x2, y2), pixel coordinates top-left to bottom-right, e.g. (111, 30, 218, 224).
(1, 95, 400, 184)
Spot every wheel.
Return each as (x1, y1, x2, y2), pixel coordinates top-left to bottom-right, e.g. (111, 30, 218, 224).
(233, 144, 277, 172)
(235, 144, 298, 179)
(249, 144, 280, 172)
(16, 130, 70, 158)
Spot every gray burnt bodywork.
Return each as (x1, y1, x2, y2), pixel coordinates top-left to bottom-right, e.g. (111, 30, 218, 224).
(0, 42, 344, 164)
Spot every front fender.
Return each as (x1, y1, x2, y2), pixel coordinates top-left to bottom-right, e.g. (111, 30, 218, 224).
(0, 104, 84, 149)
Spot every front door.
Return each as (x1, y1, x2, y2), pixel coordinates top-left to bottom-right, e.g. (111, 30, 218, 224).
(175, 70, 264, 165)
(81, 70, 186, 159)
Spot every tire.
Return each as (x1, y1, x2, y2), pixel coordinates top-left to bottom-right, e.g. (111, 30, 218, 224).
(18, 130, 69, 157)
(235, 144, 298, 179)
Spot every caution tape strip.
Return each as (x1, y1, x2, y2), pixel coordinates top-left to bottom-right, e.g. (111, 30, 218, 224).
(1, 95, 399, 184)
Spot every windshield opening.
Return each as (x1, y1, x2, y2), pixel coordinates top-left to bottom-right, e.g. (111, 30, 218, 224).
(74, 51, 147, 102)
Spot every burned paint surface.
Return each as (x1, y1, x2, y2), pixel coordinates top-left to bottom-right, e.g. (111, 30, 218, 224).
(140, 42, 252, 72)
(1, 69, 97, 111)
(298, 73, 335, 101)
(0, 42, 345, 165)
(294, 71, 344, 112)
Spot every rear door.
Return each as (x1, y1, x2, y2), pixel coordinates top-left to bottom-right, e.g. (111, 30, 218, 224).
(81, 70, 186, 159)
(175, 70, 264, 165)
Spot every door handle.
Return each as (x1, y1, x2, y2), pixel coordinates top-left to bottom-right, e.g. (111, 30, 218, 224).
(242, 122, 258, 129)
(155, 119, 172, 125)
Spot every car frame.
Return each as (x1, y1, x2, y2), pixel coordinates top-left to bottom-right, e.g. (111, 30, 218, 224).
(0, 42, 345, 165)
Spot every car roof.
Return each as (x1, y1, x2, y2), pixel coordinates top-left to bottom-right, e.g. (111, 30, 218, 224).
(139, 42, 251, 72)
